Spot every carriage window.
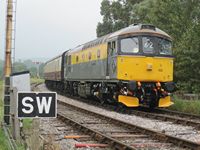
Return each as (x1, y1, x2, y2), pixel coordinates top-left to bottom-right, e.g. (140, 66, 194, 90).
(82, 54, 85, 61)
(157, 38, 172, 55)
(142, 36, 155, 54)
(88, 52, 92, 60)
(121, 37, 139, 53)
(97, 49, 100, 58)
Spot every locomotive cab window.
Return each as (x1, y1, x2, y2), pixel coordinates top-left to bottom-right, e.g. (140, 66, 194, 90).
(157, 38, 172, 55)
(120, 37, 139, 54)
(142, 36, 155, 54)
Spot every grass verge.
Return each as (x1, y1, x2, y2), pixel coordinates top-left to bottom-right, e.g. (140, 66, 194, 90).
(0, 80, 10, 150)
(169, 97, 200, 115)
(23, 119, 33, 130)
(0, 80, 26, 150)
(0, 129, 10, 150)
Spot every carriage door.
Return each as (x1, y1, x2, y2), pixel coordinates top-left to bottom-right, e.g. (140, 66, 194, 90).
(106, 41, 117, 79)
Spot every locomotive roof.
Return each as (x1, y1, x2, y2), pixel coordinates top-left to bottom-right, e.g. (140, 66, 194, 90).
(68, 24, 171, 54)
(108, 24, 171, 39)
(45, 49, 70, 64)
(45, 24, 171, 64)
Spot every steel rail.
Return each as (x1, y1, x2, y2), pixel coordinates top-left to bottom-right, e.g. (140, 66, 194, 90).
(58, 100, 200, 150)
(31, 82, 43, 91)
(56, 90, 200, 131)
(155, 108, 200, 120)
(59, 91, 200, 130)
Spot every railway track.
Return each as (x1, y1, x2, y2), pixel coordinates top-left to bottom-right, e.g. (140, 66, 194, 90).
(73, 94, 200, 131)
(57, 100, 200, 150)
(155, 108, 200, 120)
(128, 108, 200, 131)
(31, 82, 43, 91)
(36, 84, 200, 149)
(57, 90, 200, 131)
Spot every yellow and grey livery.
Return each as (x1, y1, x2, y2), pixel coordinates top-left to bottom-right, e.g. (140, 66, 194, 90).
(44, 24, 176, 108)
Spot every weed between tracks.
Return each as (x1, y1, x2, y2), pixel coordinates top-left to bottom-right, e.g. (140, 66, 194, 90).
(30, 78, 44, 84)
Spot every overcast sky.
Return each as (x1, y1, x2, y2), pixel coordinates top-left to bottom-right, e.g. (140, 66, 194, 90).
(0, 0, 102, 61)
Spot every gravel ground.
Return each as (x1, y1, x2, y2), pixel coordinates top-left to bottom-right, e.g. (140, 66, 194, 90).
(38, 84, 200, 144)
(40, 118, 111, 150)
(40, 118, 77, 150)
(58, 105, 182, 150)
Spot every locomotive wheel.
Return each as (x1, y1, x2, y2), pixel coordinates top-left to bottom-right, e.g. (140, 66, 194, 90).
(117, 102, 127, 113)
(149, 100, 156, 110)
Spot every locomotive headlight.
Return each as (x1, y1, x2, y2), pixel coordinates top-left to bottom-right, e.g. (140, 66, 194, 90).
(164, 82, 176, 93)
(156, 82, 161, 87)
(127, 81, 137, 91)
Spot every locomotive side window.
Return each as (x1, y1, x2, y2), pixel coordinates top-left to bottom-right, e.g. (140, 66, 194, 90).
(108, 42, 111, 52)
(68, 55, 71, 65)
(142, 36, 155, 54)
(112, 41, 116, 53)
(121, 37, 139, 53)
(108, 41, 116, 56)
(157, 38, 172, 55)
(76, 55, 79, 63)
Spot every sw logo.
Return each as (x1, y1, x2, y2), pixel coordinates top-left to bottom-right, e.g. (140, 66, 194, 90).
(17, 92, 57, 118)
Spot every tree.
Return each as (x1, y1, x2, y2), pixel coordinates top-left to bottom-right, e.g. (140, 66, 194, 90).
(39, 63, 45, 78)
(13, 62, 27, 73)
(29, 67, 37, 78)
(97, 0, 144, 37)
(175, 24, 200, 93)
(0, 60, 3, 79)
(96, 21, 113, 37)
(97, 0, 113, 37)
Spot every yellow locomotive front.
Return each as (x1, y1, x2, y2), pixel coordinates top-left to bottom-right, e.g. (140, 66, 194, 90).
(114, 24, 176, 108)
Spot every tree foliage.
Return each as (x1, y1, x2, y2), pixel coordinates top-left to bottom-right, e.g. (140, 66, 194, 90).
(97, 0, 200, 93)
(0, 60, 3, 79)
(12, 60, 45, 78)
(96, 0, 142, 37)
(13, 62, 27, 73)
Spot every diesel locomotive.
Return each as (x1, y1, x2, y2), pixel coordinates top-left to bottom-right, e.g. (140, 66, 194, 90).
(44, 24, 176, 108)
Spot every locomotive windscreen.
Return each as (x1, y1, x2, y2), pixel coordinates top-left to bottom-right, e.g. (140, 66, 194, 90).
(120, 36, 172, 56)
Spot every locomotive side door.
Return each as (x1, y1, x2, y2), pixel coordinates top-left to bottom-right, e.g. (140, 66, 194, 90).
(106, 41, 117, 79)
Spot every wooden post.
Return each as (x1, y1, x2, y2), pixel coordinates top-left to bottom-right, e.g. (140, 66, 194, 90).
(10, 87, 20, 141)
(4, 0, 14, 125)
